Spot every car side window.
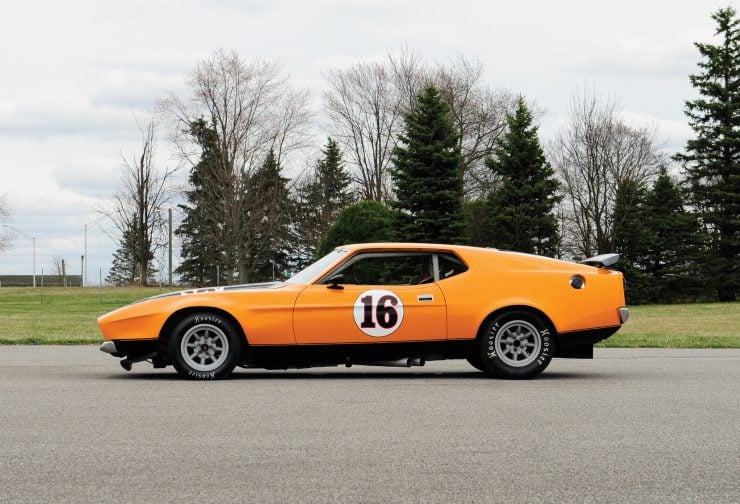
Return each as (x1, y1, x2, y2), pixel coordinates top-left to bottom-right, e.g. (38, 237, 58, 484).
(438, 253, 468, 280)
(333, 253, 434, 285)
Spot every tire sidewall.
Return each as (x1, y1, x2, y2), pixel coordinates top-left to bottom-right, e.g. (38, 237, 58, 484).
(466, 354, 488, 373)
(480, 311, 554, 379)
(169, 312, 241, 380)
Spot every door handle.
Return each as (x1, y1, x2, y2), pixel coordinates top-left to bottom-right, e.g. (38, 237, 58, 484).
(417, 294, 434, 302)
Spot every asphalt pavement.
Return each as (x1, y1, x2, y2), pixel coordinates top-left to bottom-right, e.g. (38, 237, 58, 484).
(0, 346, 738, 504)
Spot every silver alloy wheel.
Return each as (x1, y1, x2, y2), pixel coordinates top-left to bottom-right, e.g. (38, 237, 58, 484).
(493, 320, 542, 368)
(180, 323, 230, 372)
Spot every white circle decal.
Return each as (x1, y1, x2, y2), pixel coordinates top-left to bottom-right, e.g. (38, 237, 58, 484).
(353, 289, 405, 337)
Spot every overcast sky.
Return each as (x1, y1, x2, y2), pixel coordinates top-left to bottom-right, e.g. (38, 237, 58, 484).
(0, 0, 730, 282)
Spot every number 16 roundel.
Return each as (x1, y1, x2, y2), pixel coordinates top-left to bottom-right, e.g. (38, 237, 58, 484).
(353, 290, 405, 337)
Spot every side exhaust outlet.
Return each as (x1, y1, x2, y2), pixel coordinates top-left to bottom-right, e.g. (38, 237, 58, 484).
(358, 357, 426, 368)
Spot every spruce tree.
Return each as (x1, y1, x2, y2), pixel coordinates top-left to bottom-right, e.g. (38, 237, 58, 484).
(176, 118, 227, 286)
(106, 228, 137, 286)
(106, 224, 156, 286)
(244, 150, 293, 282)
(485, 98, 561, 256)
(614, 170, 706, 304)
(295, 138, 354, 264)
(390, 85, 466, 244)
(613, 179, 650, 303)
(674, 7, 739, 301)
(641, 169, 705, 303)
(463, 199, 492, 247)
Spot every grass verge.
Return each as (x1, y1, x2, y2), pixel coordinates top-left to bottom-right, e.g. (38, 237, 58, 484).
(0, 287, 737, 347)
(596, 302, 739, 348)
(0, 287, 176, 345)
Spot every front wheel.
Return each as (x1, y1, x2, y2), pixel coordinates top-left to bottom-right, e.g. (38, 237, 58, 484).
(479, 311, 555, 379)
(466, 354, 488, 373)
(169, 312, 242, 379)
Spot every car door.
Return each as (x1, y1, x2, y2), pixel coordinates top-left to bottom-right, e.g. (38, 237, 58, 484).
(293, 251, 447, 344)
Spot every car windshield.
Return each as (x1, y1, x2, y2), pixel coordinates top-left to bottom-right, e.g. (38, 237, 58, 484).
(284, 249, 348, 285)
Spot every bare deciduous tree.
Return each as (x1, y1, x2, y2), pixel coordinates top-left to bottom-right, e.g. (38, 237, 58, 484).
(323, 50, 514, 201)
(324, 59, 407, 201)
(50, 256, 68, 287)
(163, 50, 312, 284)
(434, 56, 515, 198)
(100, 116, 175, 286)
(0, 193, 11, 252)
(550, 89, 664, 258)
(388, 49, 430, 113)
(271, 88, 314, 165)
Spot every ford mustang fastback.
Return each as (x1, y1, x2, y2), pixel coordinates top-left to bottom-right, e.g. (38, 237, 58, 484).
(98, 243, 629, 379)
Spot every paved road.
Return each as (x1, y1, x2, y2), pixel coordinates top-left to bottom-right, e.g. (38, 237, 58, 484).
(0, 347, 738, 504)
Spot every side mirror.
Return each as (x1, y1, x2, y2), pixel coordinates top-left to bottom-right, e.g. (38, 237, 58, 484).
(326, 274, 344, 290)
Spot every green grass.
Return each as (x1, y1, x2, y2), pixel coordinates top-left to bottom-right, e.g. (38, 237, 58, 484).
(597, 302, 739, 348)
(0, 287, 177, 344)
(0, 287, 738, 347)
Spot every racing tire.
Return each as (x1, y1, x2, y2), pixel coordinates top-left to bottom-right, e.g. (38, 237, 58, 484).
(479, 311, 555, 379)
(169, 312, 242, 380)
(466, 354, 489, 373)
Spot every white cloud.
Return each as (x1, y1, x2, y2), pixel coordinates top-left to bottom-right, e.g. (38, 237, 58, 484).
(564, 38, 697, 78)
(0, 95, 143, 140)
(0, 0, 724, 277)
(54, 161, 120, 198)
(90, 69, 184, 111)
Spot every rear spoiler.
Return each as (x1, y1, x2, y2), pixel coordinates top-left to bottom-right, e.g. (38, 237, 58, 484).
(581, 253, 619, 268)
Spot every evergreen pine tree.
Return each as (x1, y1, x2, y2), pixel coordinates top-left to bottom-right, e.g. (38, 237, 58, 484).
(674, 7, 739, 301)
(245, 150, 293, 282)
(612, 179, 650, 303)
(463, 199, 492, 247)
(641, 169, 705, 303)
(106, 224, 156, 286)
(485, 98, 561, 256)
(106, 228, 136, 286)
(295, 138, 354, 264)
(175, 118, 227, 286)
(614, 170, 706, 304)
(390, 85, 466, 244)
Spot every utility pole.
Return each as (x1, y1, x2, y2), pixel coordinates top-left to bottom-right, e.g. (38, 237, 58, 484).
(84, 223, 87, 287)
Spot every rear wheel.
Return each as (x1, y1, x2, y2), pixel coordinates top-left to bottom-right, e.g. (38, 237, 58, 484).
(479, 311, 554, 379)
(169, 312, 241, 379)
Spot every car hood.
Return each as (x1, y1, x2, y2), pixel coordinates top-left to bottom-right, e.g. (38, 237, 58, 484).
(99, 281, 289, 323)
(138, 282, 286, 304)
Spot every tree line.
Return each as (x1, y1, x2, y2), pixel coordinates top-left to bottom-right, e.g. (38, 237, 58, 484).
(102, 6, 738, 304)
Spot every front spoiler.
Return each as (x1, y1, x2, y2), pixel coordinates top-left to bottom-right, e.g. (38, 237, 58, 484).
(99, 340, 167, 371)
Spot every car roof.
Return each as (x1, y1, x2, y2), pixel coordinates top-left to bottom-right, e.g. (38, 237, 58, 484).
(336, 243, 593, 273)
(339, 243, 489, 253)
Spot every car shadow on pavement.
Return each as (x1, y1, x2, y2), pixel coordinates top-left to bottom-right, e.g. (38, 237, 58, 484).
(100, 369, 607, 381)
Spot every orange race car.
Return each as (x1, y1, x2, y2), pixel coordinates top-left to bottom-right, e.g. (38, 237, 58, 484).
(98, 243, 629, 380)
